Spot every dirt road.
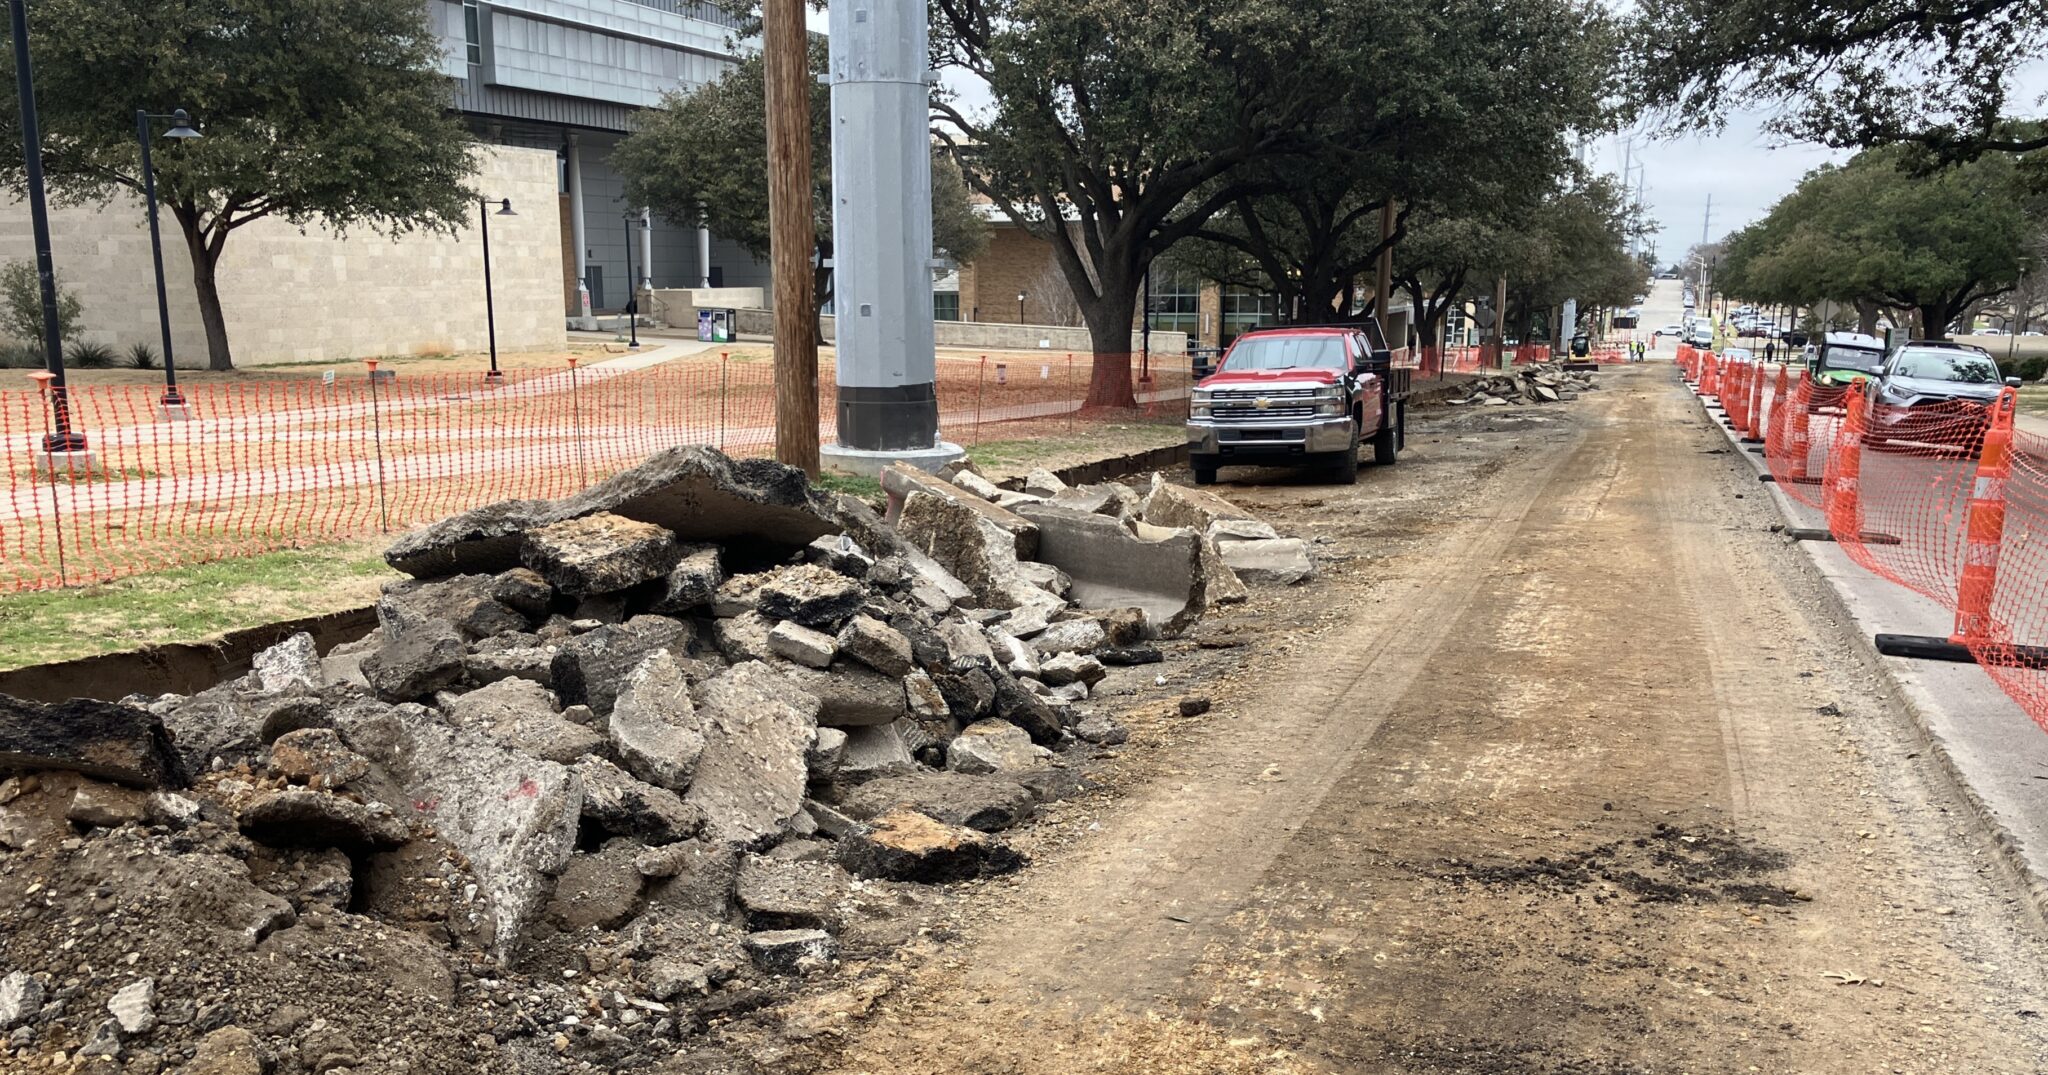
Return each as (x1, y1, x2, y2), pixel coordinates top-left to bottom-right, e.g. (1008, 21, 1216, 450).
(791, 366, 2048, 1073)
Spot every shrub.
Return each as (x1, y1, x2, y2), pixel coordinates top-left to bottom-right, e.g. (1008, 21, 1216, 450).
(126, 342, 159, 369)
(0, 342, 41, 369)
(67, 341, 116, 368)
(2009, 355, 2047, 383)
(0, 260, 83, 348)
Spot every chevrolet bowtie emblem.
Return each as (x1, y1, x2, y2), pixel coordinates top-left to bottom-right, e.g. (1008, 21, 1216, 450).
(1254, 397, 1272, 409)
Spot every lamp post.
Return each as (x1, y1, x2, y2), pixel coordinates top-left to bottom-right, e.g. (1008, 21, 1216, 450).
(136, 108, 200, 414)
(9, 0, 84, 456)
(622, 210, 645, 349)
(1017, 291, 1026, 325)
(479, 197, 515, 384)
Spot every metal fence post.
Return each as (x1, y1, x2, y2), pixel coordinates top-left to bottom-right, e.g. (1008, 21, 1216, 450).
(974, 355, 986, 448)
(718, 351, 729, 451)
(569, 356, 589, 486)
(366, 359, 390, 533)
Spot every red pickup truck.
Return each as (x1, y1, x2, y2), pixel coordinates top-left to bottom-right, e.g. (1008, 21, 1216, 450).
(1186, 321, 1414, 484)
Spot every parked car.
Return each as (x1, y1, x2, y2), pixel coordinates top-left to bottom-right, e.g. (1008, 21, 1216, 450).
(1867, 342, 2007, 450)
(1654, 323, 1685, 338)
(1803, 331, 1888, 390)
(1686, 321, 1715, 349)
(1186, 320, 1414, 485)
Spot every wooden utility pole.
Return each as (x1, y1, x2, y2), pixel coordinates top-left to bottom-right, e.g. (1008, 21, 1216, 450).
(764, 0, 818, 474)
(1373, 198, 1395, 322)
(1493, 275, 1509, 369)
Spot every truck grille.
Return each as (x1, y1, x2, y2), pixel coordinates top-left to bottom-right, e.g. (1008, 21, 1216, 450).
(1210, 387, 1322, 421)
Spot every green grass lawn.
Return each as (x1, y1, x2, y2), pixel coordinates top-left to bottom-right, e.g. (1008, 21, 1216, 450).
(2020, 386, 2048, 420)
(0, 538, 394, 671)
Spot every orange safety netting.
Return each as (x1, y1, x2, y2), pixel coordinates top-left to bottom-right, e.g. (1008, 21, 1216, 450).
(1712, 360, 2048, 732)
(1, 351, 1190, 590)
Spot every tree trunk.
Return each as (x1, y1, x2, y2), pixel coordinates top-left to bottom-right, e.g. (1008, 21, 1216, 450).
(180, 227, 234, 371)
(1918, 304, 1946, 341)
(1080, 278, 1139, 410)
(1855, 299, 1879, 337)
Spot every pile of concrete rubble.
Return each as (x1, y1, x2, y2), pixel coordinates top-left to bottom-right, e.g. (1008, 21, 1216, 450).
(0, 447, 1313, 1074)
(1445, 362, 1601, 407)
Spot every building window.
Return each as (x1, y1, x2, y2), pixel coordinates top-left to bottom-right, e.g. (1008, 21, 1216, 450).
(463, 0, 482, 65)
(934, 292, 961, 322)
(1146, 263, 1200, 336)
(1222, 286, 1276, 343)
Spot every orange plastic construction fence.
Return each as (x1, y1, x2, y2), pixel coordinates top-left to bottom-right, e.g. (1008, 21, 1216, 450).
(1718, 362, 2048, 733)
(1, 351, 1191, 591)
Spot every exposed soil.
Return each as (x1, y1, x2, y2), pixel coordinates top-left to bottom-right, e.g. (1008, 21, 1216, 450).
(749, 365, 2048, 1073)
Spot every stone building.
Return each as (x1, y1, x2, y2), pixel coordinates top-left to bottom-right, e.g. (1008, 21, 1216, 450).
(0, 0, 772, 366)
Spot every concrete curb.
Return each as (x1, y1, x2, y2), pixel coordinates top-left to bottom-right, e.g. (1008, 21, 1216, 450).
(1685, 370, 2048, 919)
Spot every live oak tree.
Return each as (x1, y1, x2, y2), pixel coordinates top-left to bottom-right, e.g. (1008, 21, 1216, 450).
(1632, 0, 2048, 159)
(933, 0, 1351, 407)
(614, 46, 990, 319)
(1718, 149, 2029, 339)
(1179, 0, 1619, 333)
(0, 0, 479, 370)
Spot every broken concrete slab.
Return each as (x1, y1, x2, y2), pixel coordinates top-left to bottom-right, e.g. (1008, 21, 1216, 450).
(771, 661, 908, 729)
(448, 680, 606, 765)
(714, 611, 778, 664)
(239, 789, 412, 851)
(837, 807, 1026, 884)
(250, 633, 322, 694)
(335, 712, 580, 964)
(651, 544, 726, 615)
(1021, 468, 1069, 498)
(608, 651, 706, 792)
(1206, 517, 1281, 547)
(745, 929, 836, 974)
(576, 755, 703, 845)
(835, 769, 1035, 832)
(361, 604, 469, 703)
(268, 728, 371, 788)
(989, 671, 1063, 746)
(896, 492, 1039, 610)
(686, 663, 821, 847)
(1220, 537, 1317, 585)
(1142, 472, 1254, 533)
(546, 840, 645, 931)
(838, 722, 916, 779)
(1037, 652, 1106, 687)
(836, 615, 914, 677)
(521, 512, 682, 596)
(880, 464, 1038, 558)
(768, 621, 838, 669)
(377, 574, 532, 642)
(551, 616, 699, 715)
(1032, 618, 1107, 656)
(385, 447, 842, 579)
(1014, 502, 1218, 637)
(986, 629, 1039, 678)
(945, 720, 1047, 775)
(66, 780, 148, 827)
(1074, 713, 1129, 745)
(736, 855, 852, 930)
(950, 469, 1004, 502)
(800, 533, 875, 579)
(0, 696, 186, 788)
(754, 563, 869, 630)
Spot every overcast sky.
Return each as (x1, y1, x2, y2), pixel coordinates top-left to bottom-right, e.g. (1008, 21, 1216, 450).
(1597, 116, 1845, 268)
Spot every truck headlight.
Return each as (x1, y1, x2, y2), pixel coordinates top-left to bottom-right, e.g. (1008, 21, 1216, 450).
(1312, 386, 1344, 417)
(1190, 401, 1212, 419)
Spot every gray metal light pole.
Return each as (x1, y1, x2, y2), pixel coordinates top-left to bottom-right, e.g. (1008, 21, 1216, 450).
(136, 108, 200, 412)
(819, 0, 958, 472)
(9, 0, 83, 453)
(479, 197, 515, 383)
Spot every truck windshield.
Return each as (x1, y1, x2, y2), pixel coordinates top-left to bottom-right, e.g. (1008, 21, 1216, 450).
(1222, 336, 1348, 371)
(1823, 346, 1885, 373)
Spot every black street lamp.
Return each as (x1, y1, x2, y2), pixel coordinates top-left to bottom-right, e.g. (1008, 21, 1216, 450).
(1016, 290, 1026, 324)
(479, 197, 515, 383)
(622, 210, 645, 349)
(136, 107, 200, 412)
(8, 0, 83, 454)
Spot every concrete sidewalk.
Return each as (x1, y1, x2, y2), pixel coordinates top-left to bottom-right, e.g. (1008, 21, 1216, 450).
(1688, 370, 2048, 911)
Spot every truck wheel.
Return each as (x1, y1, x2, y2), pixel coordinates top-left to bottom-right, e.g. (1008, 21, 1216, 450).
(1373, 417, 1398, 466)
(1192, 462, 1218, 485)
(1327, 445, 1358, 485)
(1394, 400, 1407, 450)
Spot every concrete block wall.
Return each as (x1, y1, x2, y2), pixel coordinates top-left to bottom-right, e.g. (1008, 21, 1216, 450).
(731, 308, 1186, 354)
(0, 145, 567, 366)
